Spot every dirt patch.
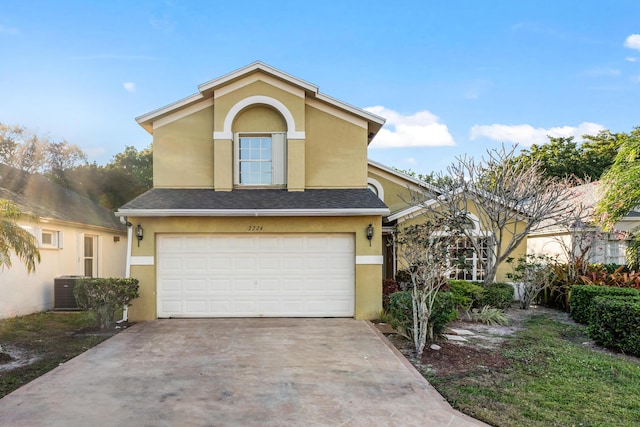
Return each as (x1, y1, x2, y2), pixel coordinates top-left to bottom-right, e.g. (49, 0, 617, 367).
(381, 305, 577, 376)
(0, 345, 41, 373)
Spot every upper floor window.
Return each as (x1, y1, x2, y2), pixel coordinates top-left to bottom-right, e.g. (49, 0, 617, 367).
(234, 132, 286, 187)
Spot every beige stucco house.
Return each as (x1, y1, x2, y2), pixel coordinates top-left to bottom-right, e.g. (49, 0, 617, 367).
(527, 181, 639, 265)
(0, 164, 127, 319)
(367, 160, 527, 284)
(117, 62, 389, 321)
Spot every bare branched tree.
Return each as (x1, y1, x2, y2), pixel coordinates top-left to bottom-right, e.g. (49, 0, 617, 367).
(418, 145, 576, 286)
(396, 215, 463, 357)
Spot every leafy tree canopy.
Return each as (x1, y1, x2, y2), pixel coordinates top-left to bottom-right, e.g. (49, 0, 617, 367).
(513, 130, 624, 181)
(596, 127, 640, 230)
(61, 145, 153, 210)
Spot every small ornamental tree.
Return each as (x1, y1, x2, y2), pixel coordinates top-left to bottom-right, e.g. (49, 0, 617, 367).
(396, 214, 463, 357)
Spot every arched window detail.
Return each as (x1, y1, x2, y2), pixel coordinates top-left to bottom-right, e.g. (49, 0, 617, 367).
(367, 177, 384, 201)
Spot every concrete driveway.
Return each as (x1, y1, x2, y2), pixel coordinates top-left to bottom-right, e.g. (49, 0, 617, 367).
(0, 319, 487, 426)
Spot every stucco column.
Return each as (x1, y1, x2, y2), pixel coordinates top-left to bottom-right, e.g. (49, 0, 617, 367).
(213, 139, 233, 191)
(287, 139, 305, 191)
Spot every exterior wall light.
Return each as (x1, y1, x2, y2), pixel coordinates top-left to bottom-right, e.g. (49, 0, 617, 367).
(136, 224, 143, 247)
(366, 223, 374, 246)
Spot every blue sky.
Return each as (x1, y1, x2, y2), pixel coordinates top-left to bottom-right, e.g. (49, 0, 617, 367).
(1, 0, 639, 174)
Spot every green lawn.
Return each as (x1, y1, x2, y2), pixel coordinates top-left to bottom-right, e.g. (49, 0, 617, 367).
(0, 312, 117, 398)
(426, 315, 640, 427)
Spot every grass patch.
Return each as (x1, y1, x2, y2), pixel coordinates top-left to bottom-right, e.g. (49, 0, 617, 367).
(0, 311, 118, 398)
(426, 315, 640, 427)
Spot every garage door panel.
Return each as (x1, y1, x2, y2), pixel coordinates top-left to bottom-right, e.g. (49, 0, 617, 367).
(157, 234, 354, 317)
(185, 279, 207, 292)
(160, 278, 182, 292)
(185, 300, 207, 313)
(158, 236, 184, 252)
(257, 257, 280, 270)
(233, 257, 256, 272)
(185, 236, 208, 251)
(185, 257, 207, 271)
(234, 279, 255, 292)
(210, 258, 232, 272)
(256, 279, 280, 291)
(159, 256, 183, 272)
(256, 237, 280, 249)
(210, 279, 231, 292)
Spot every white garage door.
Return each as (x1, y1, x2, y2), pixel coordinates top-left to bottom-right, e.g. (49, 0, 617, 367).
(156, 234, 355, 317)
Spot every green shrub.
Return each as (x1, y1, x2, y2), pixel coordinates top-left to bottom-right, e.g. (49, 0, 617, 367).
(569, 285, 640, 324)
(431, 292, 458, 335)
(587, 296, 640, 356)
(448, 280, 485, 310)
(74, 278, 140, 328)
(388, 290, 457, 339)
(388, 291, 412, 332)
(479, 282, 514, 309)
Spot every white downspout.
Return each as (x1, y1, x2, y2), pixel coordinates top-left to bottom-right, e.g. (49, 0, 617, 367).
(121, 218, 133, 322)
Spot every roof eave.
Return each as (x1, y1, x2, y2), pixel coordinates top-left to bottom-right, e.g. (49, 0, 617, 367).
(135, 92, 206, 133)
(116, 208, 390, 217)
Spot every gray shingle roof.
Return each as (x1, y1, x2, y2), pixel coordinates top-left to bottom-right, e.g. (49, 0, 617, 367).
(119, 188, 389, 213)
(0, 164, 125, 232)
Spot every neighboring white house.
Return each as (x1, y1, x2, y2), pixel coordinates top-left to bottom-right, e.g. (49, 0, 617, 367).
(0, 164, 127, 319)
(527, 181, 639, 266)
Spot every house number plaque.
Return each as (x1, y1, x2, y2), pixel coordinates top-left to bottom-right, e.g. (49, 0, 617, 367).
(248, 225, 264, 231)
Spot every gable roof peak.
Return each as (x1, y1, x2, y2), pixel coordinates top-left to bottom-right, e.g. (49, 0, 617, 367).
(197, 61, 318, 94)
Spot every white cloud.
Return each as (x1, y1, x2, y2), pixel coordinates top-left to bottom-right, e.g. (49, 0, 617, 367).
(365, 106, 455, 149)
(626, 56, 638, 62)
(624, 34, 640, 50)
(123, 82, 136, 93)
(469, 122, 605, 146)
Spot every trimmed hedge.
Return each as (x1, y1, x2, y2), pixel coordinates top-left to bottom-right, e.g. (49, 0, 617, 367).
(447, 280, 514, 310)
(479, 282, 514, 309)
(587, 296, 640, 356)
(448, 280, 485, 310)
(389, 290, 457, 339)
(569, 285, 640, 324)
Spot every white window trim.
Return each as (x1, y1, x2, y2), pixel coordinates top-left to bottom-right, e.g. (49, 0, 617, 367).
(40, 229, 63, 249)
(233, 132, 287, 187)
(79, 233, 99, 278)
(367, 177, 384, 201)
(214, 95, 305, 140)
